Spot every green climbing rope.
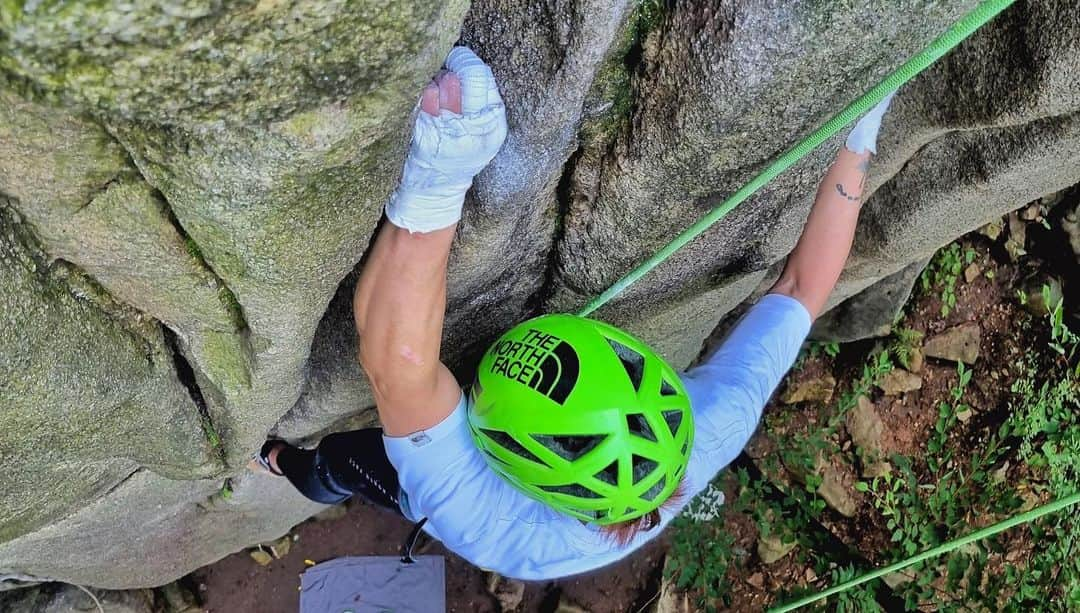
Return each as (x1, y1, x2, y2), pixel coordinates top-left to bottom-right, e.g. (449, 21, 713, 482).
(575, 0, 1018, 318)
(768, 491, 1080, 612)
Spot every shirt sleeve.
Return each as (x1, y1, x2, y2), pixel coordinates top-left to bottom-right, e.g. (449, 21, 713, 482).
(679, 293, 812, 496)
(383, 395, 648, 580)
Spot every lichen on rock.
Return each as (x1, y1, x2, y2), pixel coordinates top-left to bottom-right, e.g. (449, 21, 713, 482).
(0, 0, 466, 125)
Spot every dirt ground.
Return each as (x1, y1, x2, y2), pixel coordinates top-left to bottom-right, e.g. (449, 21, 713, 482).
(190, 499, 667, 613)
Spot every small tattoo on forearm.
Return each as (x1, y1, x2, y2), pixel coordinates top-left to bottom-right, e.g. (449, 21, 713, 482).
(836, 183, 861, 203)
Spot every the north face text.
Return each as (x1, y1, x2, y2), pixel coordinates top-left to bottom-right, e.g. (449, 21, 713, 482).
(490, 329, 579, 404)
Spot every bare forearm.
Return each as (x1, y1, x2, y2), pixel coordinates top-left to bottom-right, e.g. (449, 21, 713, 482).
(350, 48, 505, 437)
(354, 224, 454, 338)
(771, 148, 871, 319)
(353, 224, 461, 435)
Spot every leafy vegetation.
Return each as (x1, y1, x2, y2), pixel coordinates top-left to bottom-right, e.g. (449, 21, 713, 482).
(794, 340, 840, 370)
(855, 283, 1078, 611)
(1002, 287, 1080, 609)
(668, 229, 1080, 611)
(920, 243, 976, 317)
(666, 482, 738, 610)
(888, 327, 924, 371)
(858, 285, 1077, 610)
(667, 348, 892, 609)
(827, 565, 882, 613)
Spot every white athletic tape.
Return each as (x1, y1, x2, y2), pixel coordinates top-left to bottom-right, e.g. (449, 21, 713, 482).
(845, 90, 896, 155)
(386, 47, 507, 233)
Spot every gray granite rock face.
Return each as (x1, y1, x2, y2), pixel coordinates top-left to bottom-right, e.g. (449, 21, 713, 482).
(0, 206, 218, 545)
(1, 0, 1079, 589)
(0, 87, 251, 458)
(0, 469, 323, 588)
(545, 0, 979, 363)
(812, 259, 929, 342)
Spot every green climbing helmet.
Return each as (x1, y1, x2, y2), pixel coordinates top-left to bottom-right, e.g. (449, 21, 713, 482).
(467, 314, 694, 525)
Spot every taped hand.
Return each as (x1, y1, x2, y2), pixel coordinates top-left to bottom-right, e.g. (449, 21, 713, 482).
(845, 90, 897, 155)
(385, 47, 508, 233)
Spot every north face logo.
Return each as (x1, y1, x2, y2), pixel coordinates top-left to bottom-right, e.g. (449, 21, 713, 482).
(489, 329, 580, 404)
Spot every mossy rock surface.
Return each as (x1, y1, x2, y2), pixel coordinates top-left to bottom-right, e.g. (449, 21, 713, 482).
(0, 207, 220, 543)
(0, 0, 460, 124)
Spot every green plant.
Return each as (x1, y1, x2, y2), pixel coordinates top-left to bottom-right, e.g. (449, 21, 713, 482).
(857, 355, 1027, 610)
(730, 348, 897, 601)
(1045, 286, 1080, 374)
(875, 290, 1080, 610)
(827, 565, 882, 612)
(636, 0, 665, 34)
(794, 340, 841, 369)
(831, 350, 893, 430)
(768, 349, 892, 511)
(926, 362, 972, 473)
(693, 263, 1078, 610)
(667, 493, 737, 611)
(1000, 298, 1080, 609)
(184, 236, 204, 262)
(729, 463, 816, 554)
(889, 327, 924, 371)
(768, 350, 890, 526)
(921, 243, 976, 317)
(760, 259, 1079, 611)
(864, 446, 1017, 609)
(864, 469, 918, 556)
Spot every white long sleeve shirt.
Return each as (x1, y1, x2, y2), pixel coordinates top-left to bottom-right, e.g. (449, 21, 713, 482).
(383, 294, 811, 580)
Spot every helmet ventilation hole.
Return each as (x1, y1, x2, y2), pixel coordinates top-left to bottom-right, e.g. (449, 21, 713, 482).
(482, 429, 545, 465)
(662, 409, 684, 437)
(644, 476, 667, 501)
(626, 413, 657, 442)
(594, 460, 620, 486)
(631, 454, 659, 484)
(533, 434, 606, 461)
(660, 379, 678, 396)
(538, 483, 601, 499)
(607, 339, 645, 391)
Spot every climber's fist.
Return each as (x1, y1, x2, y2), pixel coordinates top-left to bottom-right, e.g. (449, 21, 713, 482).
(386, 47, 508, 233)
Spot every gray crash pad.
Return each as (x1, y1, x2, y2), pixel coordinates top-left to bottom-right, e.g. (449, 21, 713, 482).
(300, 555, 445, 613)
